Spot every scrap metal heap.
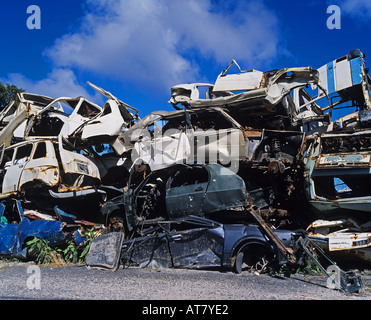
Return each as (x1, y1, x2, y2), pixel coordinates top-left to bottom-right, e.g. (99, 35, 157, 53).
(0, 49, 370, 293)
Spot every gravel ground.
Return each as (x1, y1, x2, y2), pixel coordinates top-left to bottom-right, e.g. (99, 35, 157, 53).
(0, 261, 370, 301)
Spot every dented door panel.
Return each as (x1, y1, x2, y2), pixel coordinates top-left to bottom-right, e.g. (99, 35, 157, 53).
(19, 140, 59, 189)
(58, 136, 100, 180)
(166, 182, 209, 218)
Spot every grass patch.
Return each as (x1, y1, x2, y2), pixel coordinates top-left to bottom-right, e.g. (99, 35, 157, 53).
(25, 227, 101, 266)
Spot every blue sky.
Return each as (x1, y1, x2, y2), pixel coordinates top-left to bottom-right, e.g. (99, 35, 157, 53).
(1, 0, 371, 118)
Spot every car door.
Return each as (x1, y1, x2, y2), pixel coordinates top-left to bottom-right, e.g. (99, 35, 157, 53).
(165, 166, 209, 218)
(80, 82, 137, 142)
(189, 110, 243, 165)
(80, 100, 124, 141)
(134, 115, 191, 171)
(2, 144, 33, 194)
(19, 140, 60, 189)
(63, 98, 101, 137)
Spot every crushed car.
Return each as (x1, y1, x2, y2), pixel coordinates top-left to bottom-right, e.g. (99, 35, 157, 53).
(0, 137, 103, 199)
(303, 50, 371, 218)
(0, 92, 102, 148)
(0, 137, 107, 222)
(112, 106, 306, 186)
(0, 82, 139, 155)
(301, 49, 371, 266)
(307, 218, 371, 266)
(69, 82, 139, 152)
(86, 216, 301, 272)
(304, 129, 371, 218)
(100, 163, 253, 234)
(0, 198, 100, 259)
(168, 59, 326, 133)
(0, 92, 55, 132)
(87, 215, 363, 293)
(119, 216, 301, 272)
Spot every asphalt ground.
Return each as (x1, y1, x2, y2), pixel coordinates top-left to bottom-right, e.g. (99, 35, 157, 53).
(0, 262, 370, 301)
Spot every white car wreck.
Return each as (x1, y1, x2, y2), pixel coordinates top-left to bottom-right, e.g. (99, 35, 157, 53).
(112, 106, 305, 179)
(0, 137, 102, 200)
(0, 92, 102, 147)
(0, 82, 139, 155)
(69, 82, 139, 152)
(307, 218, 371, 265)
(168, 59, 327, 133)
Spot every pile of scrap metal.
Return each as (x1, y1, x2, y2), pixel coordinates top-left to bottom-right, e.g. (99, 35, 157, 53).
(0, 83, 139, 221)
(159, 48, 371, 268)
(0, 47, 370, 292)
(302, 49, 371, 266)
(88, 161, 363, 293)
(0, 83, 139, 259)
(86, 49, 370, 293)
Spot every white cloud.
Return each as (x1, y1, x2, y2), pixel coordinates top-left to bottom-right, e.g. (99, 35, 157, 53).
(44, 0, 284, 91)
(335, 0, 371, 21)
(1, 68, 102, 104)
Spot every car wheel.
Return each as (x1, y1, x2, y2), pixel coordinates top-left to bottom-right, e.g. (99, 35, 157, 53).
(233, 243, 272, 274)
(235, 250, 244, 274)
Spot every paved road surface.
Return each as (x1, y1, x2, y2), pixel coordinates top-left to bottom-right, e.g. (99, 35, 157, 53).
(0, 262, 370, 301)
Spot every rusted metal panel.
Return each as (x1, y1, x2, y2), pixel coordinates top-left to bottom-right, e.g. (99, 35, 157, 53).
(307, 219, 371, 265)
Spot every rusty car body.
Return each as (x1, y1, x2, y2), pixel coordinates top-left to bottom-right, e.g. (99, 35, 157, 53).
(300, 49, 371, 266)
(304, 129, 371, 217)
(0, 137, 103, 201)
(303, 50, 371, 218)
(307, 218, 371, 266)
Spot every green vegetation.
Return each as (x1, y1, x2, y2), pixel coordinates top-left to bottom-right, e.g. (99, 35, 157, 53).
(0, 81, 24, 109)
(25, 228, 100, 266)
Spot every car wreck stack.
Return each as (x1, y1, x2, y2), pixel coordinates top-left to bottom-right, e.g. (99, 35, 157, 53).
(0, 50, 370, 282)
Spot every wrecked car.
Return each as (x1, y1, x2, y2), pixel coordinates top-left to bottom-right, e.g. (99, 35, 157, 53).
(112, 106, 305, 178)
(113, 107, 248, 171)
(303, 50, 371, 218)
(100, 163, 252, 234)
(307, 218, 371, 266)
(0, 92, 57, 147)
(0, 93, 102, 148)
(0, 199, 91, 259)
(0, 92, 55, 131)
(304, 129, 371, 218)
(87, 215, 363, 293)
(0, 137, 104, 202)
(169, 59, 324, 132)
(315, 49, 371, 115)
(300, 49, 371, 267)
(69, 82, 139, 152)
(118, 216, 301, 273)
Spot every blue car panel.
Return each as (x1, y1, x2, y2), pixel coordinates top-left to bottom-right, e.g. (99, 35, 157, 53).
(0, 199, 79, 259)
